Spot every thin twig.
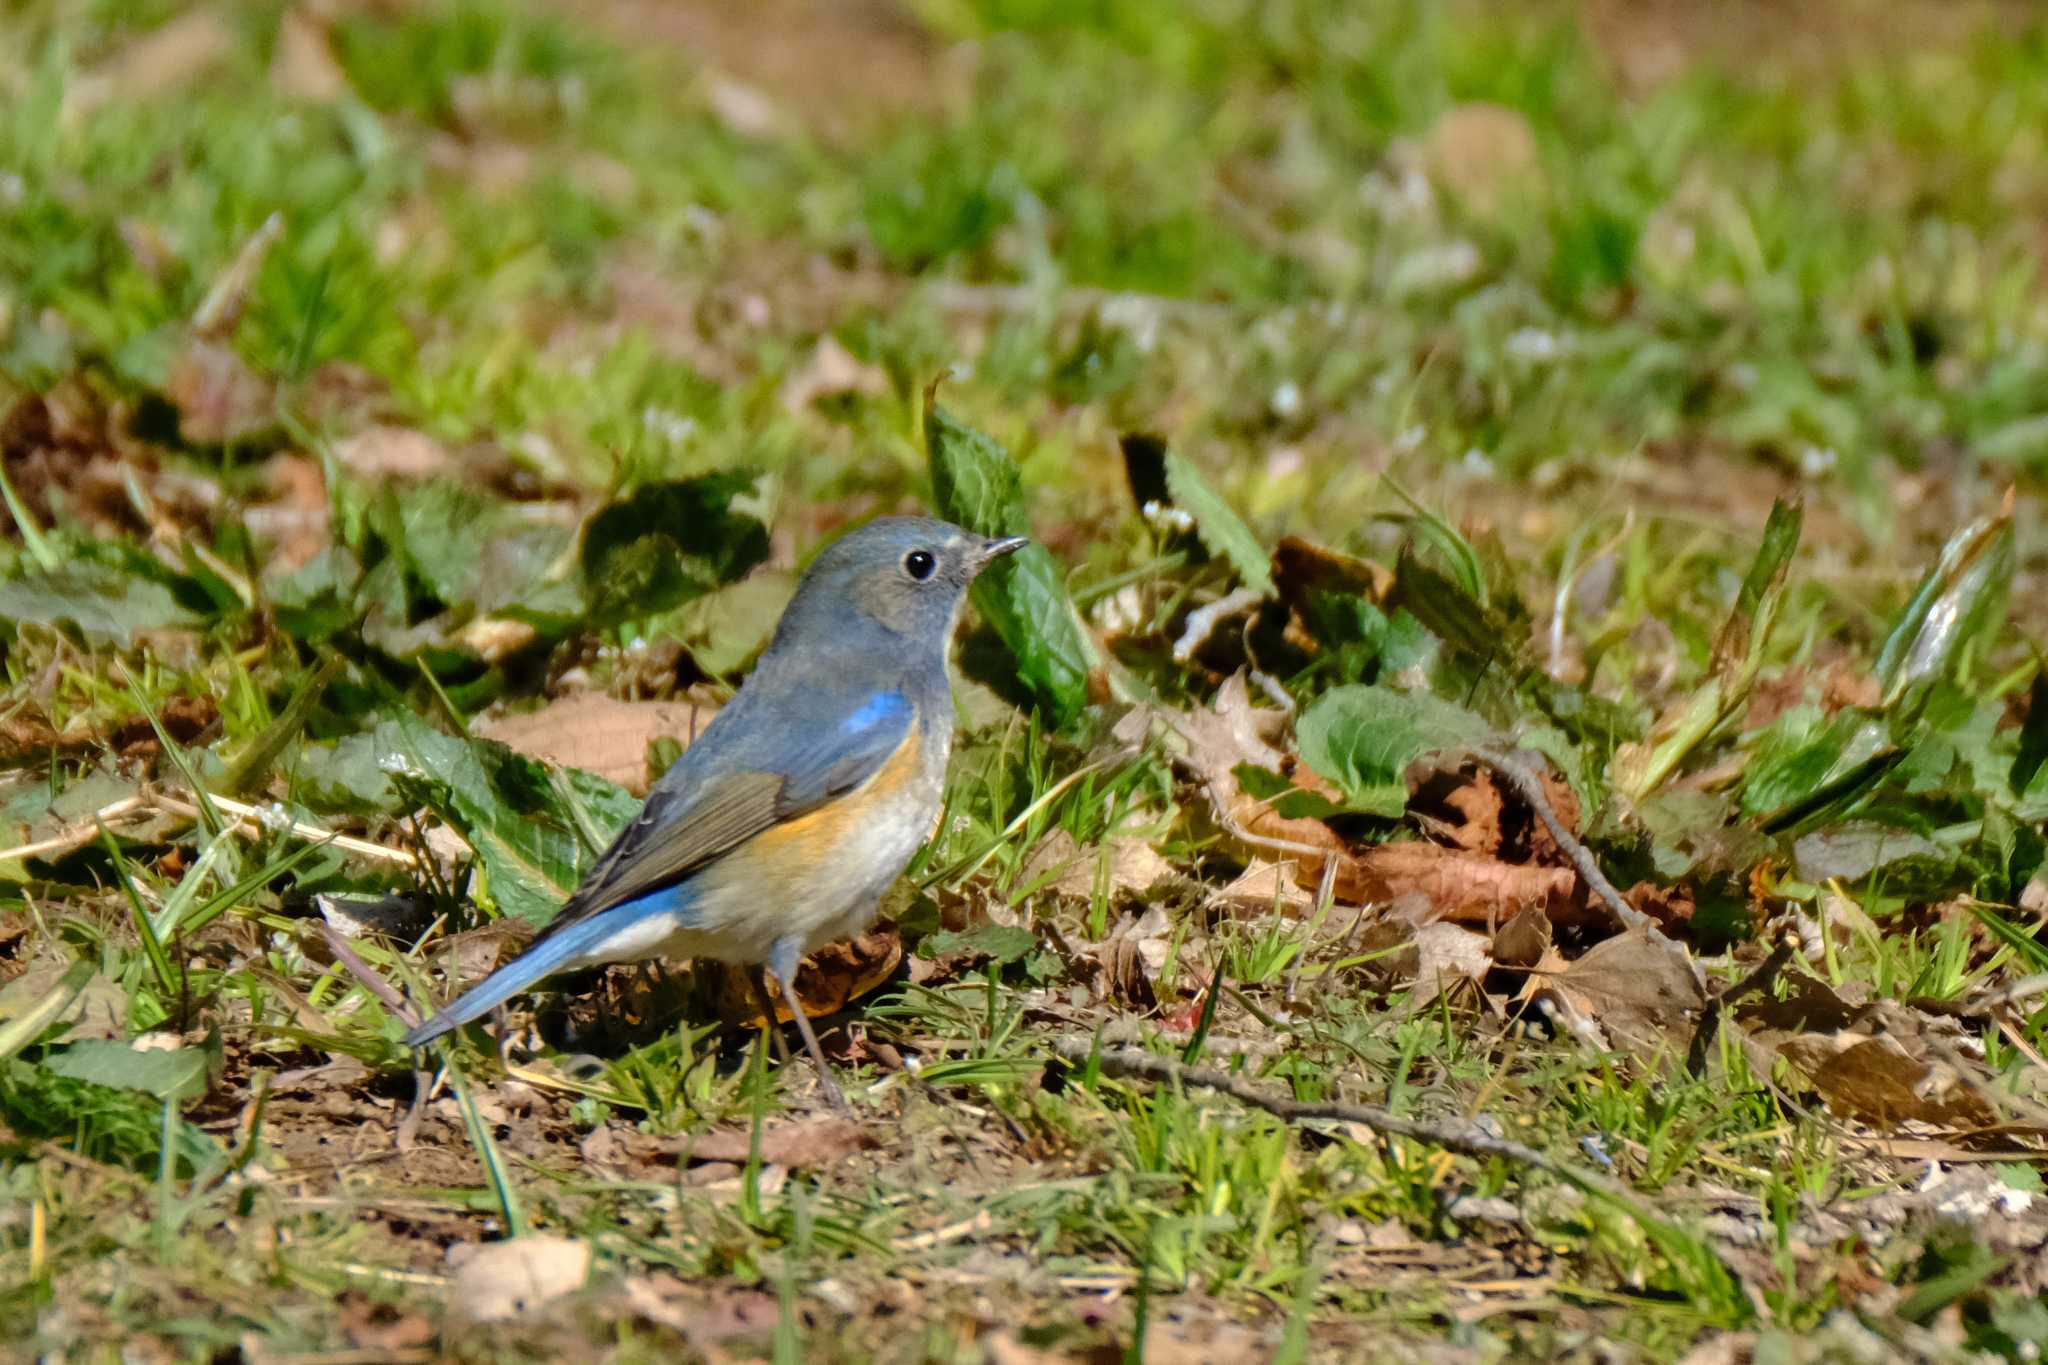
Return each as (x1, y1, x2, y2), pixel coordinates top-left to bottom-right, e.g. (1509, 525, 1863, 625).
(1051, 1038, 1667, 1222)
(157, 792, 419, 867)
(1471, 747, 1649, 936)
(0, 795, 151, 862)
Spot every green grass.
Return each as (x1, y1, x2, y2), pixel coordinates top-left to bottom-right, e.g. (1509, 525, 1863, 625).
(4, 0, 2048, 1359)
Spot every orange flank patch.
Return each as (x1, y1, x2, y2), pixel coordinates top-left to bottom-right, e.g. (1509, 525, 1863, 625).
(738, 724, 925, 889)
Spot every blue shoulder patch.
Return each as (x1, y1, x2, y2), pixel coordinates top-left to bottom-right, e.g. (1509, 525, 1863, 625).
(842, 689, 912, 737)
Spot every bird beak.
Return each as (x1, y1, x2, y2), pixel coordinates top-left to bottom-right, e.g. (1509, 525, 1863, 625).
(977, 535, 1029, 564)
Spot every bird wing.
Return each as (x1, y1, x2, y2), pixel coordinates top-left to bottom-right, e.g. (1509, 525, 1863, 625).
(528, 688, 916, 941)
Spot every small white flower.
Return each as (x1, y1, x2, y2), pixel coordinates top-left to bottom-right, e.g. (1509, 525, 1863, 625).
(1505, 328, 1563, 362)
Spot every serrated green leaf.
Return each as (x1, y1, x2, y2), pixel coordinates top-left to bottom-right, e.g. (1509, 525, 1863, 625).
(1163, 451, 1274, 596)
(1294, 684, 1493, 816)
(0, 563, 203, 645)
(390, 712, 641, 926)
(926, 401, 1098, 724)
(923, 922, 1038, 965)
(39, 1034, 221, 1101)
(580, 473, 770, 631)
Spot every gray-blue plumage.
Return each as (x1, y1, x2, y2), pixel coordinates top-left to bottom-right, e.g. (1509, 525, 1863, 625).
(401, 516, 1025, 1105)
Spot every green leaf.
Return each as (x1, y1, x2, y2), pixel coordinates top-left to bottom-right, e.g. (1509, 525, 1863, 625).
(372, 480, 577, 618)
(391, 712, 641, 926)
(0, 563, 203, 645)
(922, 923, 1038, 966)
(925, 400, 1098, 723)
(39, 1034, 222, 1101)
(1618, 497, 1803, 800)
(1295, 684, 1493, 817)
(1163, 451, 1274, 596)
(580, 473, 770, 631)
(1876, 500, 2015, 712)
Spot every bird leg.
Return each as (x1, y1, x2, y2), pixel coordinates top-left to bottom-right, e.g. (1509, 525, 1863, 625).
(749, 967, 793, 1066)
(773, 968, 849, 1113)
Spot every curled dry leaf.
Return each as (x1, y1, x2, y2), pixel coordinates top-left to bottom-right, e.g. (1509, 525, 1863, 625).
(1523, 927, 1705, 1061)
(1353, 841, 1578, 922)
(712, 922, 902, 1026)
(1405, 921, 1494, 1010)
(448, 1236, 591, 1323)
(1775, 1032, 1999, 1128)
(476, 693, 718, 797)
(1018, 827, 1178, 902)
(1093, 905, 1204, 1008)
(271, 3, 350, 102)
(1492, 904, 1552, 969)
(778, 334, 889, 413)
(1271, 535, 1393, 609)
(1175, 672, 1361, 884)
(678, 1118, 878, 1168)
(164, 340, 276, 445)
(333, 425, 458, 482)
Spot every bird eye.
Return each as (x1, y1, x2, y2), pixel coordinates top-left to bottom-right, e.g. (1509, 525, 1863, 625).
(903, 549, 937, 581)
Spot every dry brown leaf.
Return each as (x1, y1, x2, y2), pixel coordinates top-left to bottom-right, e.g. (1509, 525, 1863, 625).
(1018, 828, 1177, 902)
(67, 12, 236, 119)
(333, 424, 457, 481)
(271, 3, 350, 100)
(1493, 904, 1553, 969)
(1542, 928, 1705, 1061)
(1420, 103, 1543, 213)
(448, 1236, 590, 1322)
(163, 340, 276, 445)
(1211, 859, 1318, 915)
(1177, 673, 1365, 892)
(1776, 1031, 1998, 1128)
(713, 922, 902, 1025)
(1272, 535, 1393, 609)
(778, 334, 888, 413)
(1622, 879, 1699, 929)
(337, 1292, 435, 1353)
(1408, 922, 1493, 1003)
(1353, 841, 1577, 920)
(477, 693, 718, 797)
(677, 1118, 879, 1168)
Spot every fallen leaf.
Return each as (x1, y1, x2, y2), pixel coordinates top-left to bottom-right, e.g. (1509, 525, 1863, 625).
(447, 1236, 590, 1322)
(1419, 103, 1543, 213)
(676, 1118, 878, 1168)
(337, 1293, 435, 1353)
(163, 340, 276, 445)
(67, 12, 235, 119)
(1406, 921, 1493, 1006)
(1352, 841, 1578, 921)
(1272, 535, 1393, 609)
(1542, 928, 1705, 1061)
(476, 693, 718, 797)
(271, 2, 350, 101)
(779, 334, 888, 413)
(1493, 904, 1553, 969)
(1176, 673, 1360, 885)
(333, 424, 458, 481)
(1776, 1031, 1998, 1128)
(1018, 828, 1178, 902)
(1211, 859, 1317, 915)
(712, 922, 902, 1025)
(614, 1276, 781, 1347)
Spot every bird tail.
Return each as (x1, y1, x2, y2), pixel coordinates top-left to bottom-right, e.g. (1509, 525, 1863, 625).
(401, 911, 638, 1048)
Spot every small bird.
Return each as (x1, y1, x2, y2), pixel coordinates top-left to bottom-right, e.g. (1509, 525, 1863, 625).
(402, 516, 1027, 1108)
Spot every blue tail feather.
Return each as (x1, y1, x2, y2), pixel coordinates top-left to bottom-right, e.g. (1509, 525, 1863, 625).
(402, 910, 641, 1047)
